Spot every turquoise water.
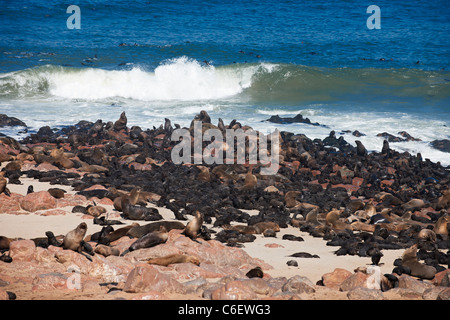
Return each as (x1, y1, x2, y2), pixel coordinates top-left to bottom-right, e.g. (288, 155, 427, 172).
(0, 0, 449, 164)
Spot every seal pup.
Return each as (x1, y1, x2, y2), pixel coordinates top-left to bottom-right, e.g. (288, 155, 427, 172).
(246, 266, 264, 278)
(127, 226, 168, 253)
(146, 253, 200, 267)
(401, 244, 436, 280)
(183, 210, 204, 241)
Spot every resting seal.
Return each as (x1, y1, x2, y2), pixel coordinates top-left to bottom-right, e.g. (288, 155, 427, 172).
(147, 253, 200, 266)
(401, 244, 436, 280)
(128, 226, 168, 252)
(94, 244, 120, 257)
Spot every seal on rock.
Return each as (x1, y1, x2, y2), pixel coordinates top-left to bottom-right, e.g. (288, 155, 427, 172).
(146, 253, 200, 266)
(183, 211, 204, 240)
(127, 226, 168, 252)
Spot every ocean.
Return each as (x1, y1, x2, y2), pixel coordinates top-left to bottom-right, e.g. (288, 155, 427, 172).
(0, 0, 449, 165)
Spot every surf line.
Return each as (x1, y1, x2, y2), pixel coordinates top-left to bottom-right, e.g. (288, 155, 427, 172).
(171, 120, 280, 175)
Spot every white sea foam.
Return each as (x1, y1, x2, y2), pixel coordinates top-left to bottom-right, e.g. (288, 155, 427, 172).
(42, 57, 275, 101)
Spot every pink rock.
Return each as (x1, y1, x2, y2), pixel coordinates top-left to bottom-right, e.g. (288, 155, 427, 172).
(211, 279, 258, 300)
(131, 291, 169, 300)
(282, 275, 315, 294)
(339, 272, 371, 291)
(19, 191, 57, 212)
(35, 162, 60, 172)
(39, 209, 67, 216)
(264, 243, 284, 248)
(123, 264, 185, 294)
(0, 193, 22, 213)
(0, 289, 9, 300)
(9, 239, 36, 262)
(321, 268, 352, 290)
(56, 194, 88, 208)
(31, 272, 70, 292)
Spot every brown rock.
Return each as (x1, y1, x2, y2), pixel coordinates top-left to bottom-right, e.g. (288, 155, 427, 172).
(19, 191, 57, 212)
(433, 269, 450, 287)
(0, 289, 9, 300)
(123, 264, 185, 294)
(32, 272, 70, 292)
(437, 288, 450, 300)
(339, 272, 371, 291)
(9, 239, 36, 262)
(0, 193, 22, 213)
(211, 279, 258, 300)
(397, 274, 433, 294)
(347, 287, 384, 300)
(321, 268, 352, 290)
(282, 275, 315, 294)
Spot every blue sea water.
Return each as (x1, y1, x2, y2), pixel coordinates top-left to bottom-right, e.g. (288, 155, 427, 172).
(0, 0, 449, 164)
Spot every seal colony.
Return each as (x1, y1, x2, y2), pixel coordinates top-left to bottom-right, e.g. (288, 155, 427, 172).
(0, 110, 449, 300)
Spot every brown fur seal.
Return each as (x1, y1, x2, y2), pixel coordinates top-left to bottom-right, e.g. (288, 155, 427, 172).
(62, 223, 87, 252)
(113, 111, 127, 131)
(196, 165, 211, 182)
(105, 223, 139, 242)
(126, 221, 185, 238)
(94, 244, 120, 257)
(246, 266, 264, 278)
(0, 172, 10, 197)
(285, 191, 301, 208)
(237, 165, 257, 191)
(86, 204, 107, 217)
(128, 226, 168, 252)
(436, 190, 450, 210)
(252, 221, 280, 234)
(184, 211, 204, 240)
(355, 140, 367, 157)
(401, 244, 436, 280)
(222, 224, 257, 235)
(0, 236, 11, 250)
(147, 253, 200, 266)
(326, 209, 351, 230)
(47, 188, 66, 199)
(305, 208, 321, 226)
(434, 215, 449, 240)
(122, 198, 162, 221)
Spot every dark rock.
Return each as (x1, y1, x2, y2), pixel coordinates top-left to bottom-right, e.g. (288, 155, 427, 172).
(0, 114, 26, 127)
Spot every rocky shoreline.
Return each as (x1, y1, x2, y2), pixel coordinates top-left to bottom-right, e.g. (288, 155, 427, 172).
(0, 111, 449, 300)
